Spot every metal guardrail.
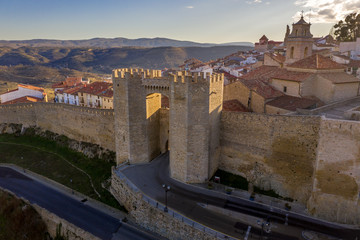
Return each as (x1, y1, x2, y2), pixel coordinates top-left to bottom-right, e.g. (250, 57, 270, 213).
(114, 168, 239, 240)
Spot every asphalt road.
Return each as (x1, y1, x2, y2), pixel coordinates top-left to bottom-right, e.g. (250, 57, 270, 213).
(121, 153, 360, 240)
(0, 166, 157, 240)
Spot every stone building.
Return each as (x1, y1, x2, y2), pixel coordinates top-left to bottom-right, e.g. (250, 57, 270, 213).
(285, 15, 313, 64)
(224, 16, 360, 113)
(112, 68, 223, 183)
(0, 84, 47, 104)
(254, 35, 282, 52)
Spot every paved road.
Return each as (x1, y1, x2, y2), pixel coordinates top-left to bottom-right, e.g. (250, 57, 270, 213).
(121, 153, 360, 240)
(0, 167, 157, 240)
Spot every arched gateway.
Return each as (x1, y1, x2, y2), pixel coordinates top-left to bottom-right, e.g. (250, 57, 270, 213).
(112, 68, 224, 183)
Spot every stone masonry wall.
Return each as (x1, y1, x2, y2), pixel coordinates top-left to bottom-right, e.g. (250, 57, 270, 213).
(0, 103, 115, 151)
(220, 111, 321, 204)
(33, 204, 100, 240)
(308, 118, 360, 225)
(111, 168, 230, 240)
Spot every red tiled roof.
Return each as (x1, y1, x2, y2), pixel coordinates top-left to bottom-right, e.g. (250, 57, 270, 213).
(63, 84, 85, 95)
(271, 68, 313, 82)
(240, 65, 279, 82)
(349, 60, 360, 68)
(52, 76, 83, 89)
(265, 52, 285, 64)
(243, 79, 283, 99)
(1, 96, 43, 105)
(98, 88, 113, 98)
(52, 82, 66, 88)
(223, 100, 249, 112)
(66, 77, 83, 86)
(287, 54, 346, 70)
(266, 95, 318, 111)
(77, 82, 111, 95)
(317, 72, 360, 84)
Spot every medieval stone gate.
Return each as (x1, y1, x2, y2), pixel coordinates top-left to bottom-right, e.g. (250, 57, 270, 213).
(112, 68, 224, 183)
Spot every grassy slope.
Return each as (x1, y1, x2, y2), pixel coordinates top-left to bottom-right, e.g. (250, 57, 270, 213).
(0, 190, 48, 240)
(0, 134, 124, 210)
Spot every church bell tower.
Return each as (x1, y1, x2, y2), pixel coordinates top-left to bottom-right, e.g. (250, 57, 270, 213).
(285, 13, 313, 64)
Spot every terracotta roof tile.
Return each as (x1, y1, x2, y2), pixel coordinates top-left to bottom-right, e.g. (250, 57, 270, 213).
(265, 52, 285, 64)
(349, 60, 360, 68)
(271, 69, 313, 82)
(78, 82, 111, 95)
(287, 54, 345, 70)
(98, 88, 113, 98)
(266, 95, 318, 111)
(223, 100, 249, 112)
(239, 79, 283, 99)
(1, 96, 44, 105)
(240, 65, 280, 82)
(317, 72, 360, 84)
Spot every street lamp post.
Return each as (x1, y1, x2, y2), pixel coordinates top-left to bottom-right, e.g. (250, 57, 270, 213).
(257, 216, 271, 239)
(162, 184, 171, 212)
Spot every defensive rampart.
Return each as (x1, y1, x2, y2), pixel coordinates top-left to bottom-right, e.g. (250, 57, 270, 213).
(220, 111, 321, 204)
(220, 111, 360, 225)
(0, 102, 115, 152)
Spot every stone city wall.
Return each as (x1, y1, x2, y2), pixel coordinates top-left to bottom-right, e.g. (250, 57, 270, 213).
(111, 167, 235, 240)
(220, 111, 321, 204)
(0, 102, 115, 152)
(33, 204, 101, 240)
(308, 118, 360, 225)
(220, 112, 360, 225)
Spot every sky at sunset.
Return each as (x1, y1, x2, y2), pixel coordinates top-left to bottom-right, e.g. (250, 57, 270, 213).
(0, 0, 359, 43)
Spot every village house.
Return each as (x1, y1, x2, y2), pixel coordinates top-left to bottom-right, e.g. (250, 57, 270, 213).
(254, 35, 282, 52)
(78, 82, 112, 109)
(55, 84, 85, 105)
(0, 84, 47, 105)
(339, 37, 360, 60)
(52, 76, 89, 92)
(224, 15, 360, 114)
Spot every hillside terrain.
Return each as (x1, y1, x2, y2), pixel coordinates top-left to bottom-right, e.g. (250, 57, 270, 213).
(0, 45, 253, 89)
(0, 37, 253, 48)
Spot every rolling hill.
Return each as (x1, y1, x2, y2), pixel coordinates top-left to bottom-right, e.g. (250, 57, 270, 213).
(0, 45, 253, 89)
(0, 37, 254, 48)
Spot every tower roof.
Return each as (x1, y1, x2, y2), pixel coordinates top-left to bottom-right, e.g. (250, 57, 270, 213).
(294, 16, 309, 25)
(260, 35, 268, 41)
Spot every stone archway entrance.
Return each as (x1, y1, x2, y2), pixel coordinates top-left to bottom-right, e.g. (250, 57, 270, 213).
(145, 92, 170, 160)
(112, 68, 224, 183)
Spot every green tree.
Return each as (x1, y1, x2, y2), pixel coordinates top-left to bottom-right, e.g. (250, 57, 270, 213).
(333, 12, 360, 42)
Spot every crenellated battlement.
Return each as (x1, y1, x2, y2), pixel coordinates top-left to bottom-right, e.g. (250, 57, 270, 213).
(170, 71, 224, 85)
(113, 68, 163, 80)
(0, 102, 114, 116)
(112, 68, 224, 85)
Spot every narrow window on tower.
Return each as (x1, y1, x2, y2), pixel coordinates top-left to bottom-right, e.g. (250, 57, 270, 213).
(283, 86, 287, 93)
(304, 47, 308, 58)
(290, 47, 294, 59)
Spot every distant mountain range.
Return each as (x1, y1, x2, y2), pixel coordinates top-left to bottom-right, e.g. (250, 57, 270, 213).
(0, 45, 253, 87)
(0, 37, 254, 48)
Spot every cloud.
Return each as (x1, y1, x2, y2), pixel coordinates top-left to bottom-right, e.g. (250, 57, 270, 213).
(294, 0, 359, 23)
(186, 6, 194, 9)
(246, 0, 263, 4)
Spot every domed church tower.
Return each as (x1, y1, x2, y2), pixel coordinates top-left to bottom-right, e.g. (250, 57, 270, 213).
(285, 13, 313, 64)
